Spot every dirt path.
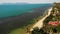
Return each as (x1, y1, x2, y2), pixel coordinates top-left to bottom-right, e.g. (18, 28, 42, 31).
(30, 7, 52, 31)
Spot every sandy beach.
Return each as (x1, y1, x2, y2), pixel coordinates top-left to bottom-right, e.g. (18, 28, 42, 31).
(30, 7, 52, 31)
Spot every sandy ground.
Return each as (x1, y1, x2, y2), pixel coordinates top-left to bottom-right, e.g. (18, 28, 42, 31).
(30, 7, 52, 31)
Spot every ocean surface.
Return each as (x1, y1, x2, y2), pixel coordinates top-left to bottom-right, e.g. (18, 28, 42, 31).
(0, 4, 53, 34)
(0, 4, 52, 18)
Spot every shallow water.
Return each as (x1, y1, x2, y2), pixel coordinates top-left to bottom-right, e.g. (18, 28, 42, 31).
(0, 4, 52, 18)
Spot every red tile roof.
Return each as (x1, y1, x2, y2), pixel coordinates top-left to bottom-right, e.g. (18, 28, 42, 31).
(48, 21, 59, 26)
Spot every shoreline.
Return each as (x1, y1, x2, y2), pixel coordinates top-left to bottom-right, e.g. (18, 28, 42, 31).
(0, 6, 52, 34)
(30, 7, 52, 31)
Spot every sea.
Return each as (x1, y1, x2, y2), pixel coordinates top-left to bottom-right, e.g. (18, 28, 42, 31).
(0, 4, 52, 18)
(0, 3, 53, 34)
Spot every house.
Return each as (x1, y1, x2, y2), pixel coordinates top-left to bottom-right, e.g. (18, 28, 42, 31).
(48, 21, 59, 26)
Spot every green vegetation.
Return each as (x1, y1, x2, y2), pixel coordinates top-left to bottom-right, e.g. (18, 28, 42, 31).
(9, 26, 27, 34)
(6, 3, 60, 34)
(31, 27, 50, 34)
(30, 3, 60, 34)
(31, 27, 43, 34)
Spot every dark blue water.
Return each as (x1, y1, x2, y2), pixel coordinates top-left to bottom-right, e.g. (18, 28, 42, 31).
(0, 4, 52, 18)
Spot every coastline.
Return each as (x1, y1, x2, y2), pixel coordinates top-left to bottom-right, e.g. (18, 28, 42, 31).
(0, 6, 52, 34)
(30, 7, 52, 31)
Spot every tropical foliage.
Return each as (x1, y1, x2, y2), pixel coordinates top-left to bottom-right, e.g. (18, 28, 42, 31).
(30, 3, 60, 34)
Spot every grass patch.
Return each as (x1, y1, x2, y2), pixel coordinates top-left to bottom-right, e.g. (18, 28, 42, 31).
(9, 26, 27, 34)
